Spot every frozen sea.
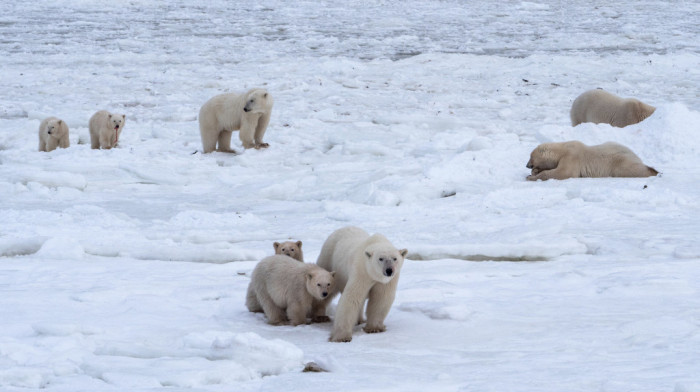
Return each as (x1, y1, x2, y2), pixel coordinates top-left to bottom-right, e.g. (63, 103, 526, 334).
(1, 1, 699, 391)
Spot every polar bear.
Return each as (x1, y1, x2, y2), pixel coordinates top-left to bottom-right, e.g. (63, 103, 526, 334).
(570, 89, 656, 127)
(198, 88, 273, 153)
(316, 226, 408, 342)
(246, 255, 336, 326)
(273, 240, 304, 262)
(89, 110, 126, 149)
(526, 141, 658, 181)
(38, 117, 70, 152)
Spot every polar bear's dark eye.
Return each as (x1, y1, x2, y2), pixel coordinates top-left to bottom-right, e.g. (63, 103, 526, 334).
(317, 283, 321, 287)
(392, 257, 397, 261)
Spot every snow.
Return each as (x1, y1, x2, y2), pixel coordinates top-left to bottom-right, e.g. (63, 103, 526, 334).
(1, 0, 699, 391)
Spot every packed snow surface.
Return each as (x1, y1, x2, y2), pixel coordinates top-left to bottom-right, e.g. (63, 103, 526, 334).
(1, 0, 699, 391)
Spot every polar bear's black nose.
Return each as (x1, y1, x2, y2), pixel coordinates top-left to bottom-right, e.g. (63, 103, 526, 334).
(526, 162, 533, 169)
(243, 107, 250, 112)
(385, 268, 393, 276)
(47, 130, 52, 135)
(322, 292, 328, 297)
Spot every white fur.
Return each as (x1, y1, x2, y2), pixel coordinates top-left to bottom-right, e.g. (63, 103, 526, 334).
(198, 88, 273, 153)
(89, 110, 126, 149)
(38, 117, 70, 152)
(316, 226, 408, 342)
(273, 240, 304, 262)
(570, 89, 656, 128)
(246, 255, 336, 326)
(526, 141, 658, 180)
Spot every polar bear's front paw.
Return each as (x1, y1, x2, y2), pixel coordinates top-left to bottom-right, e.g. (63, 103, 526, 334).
(329, 332, 353, 343)
(363, 325, 386, 334)
(255, 142, 270, 149)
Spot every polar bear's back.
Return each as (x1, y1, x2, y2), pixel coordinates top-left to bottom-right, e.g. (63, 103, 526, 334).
(316, 226, 369, 291)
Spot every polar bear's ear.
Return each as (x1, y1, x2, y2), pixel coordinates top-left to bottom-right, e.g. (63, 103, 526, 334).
(122, 114, 126, 120)
(273, 242, 280, 251)
(399, 249, 408, 258)
(58, 120, 62, 125)
(306, 273, 313, 281)
(330, 271, 336, 278)
(296, 240, 302, 248)
(108, 114, 112, 118)
(263, 93, 268, 98)
(365, 251, 372, 259)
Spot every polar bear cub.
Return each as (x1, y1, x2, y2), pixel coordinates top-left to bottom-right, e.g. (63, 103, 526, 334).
(198, 88, 273, 153)
(38, 117, 70, 152)
(246, 255, 336, 326)
(570, 89, 656, 128)
(317, 226, 408, 342)
(526, 141, 658, 181)
(89, 110, 126, 149)
(273, 240, 304, 262)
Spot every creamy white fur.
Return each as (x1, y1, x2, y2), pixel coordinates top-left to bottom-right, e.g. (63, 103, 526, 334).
(526, 141, 658, 181)
(89, 110, 126, 149)
(246, 255, 336, 326)
(570, 89, 656, 127)
(38, 117, 70, 152)
(198, 88, 273, 153)
(273, 240, 304, 262)
(316, 226, 407, 342)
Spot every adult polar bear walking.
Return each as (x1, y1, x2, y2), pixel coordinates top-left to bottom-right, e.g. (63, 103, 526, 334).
(570, 89, 656, 128)
(317, 226, 407, 342)
(198, 88, 273, 153)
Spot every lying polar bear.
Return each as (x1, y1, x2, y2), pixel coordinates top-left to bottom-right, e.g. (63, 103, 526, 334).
(570, 89, 655, 128)
(526, 141, 658, 181)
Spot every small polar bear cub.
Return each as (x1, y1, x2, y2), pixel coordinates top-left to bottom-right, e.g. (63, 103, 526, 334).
(246, 255, 336, 326)
(89, 110, 126, 149)
(198, 88, 273, 153)
(38, 117, 70, 152)
(526, 141, 658, 181)
(273, 240, 304, 262)
(316, 226, 407, 342)
(570, 89, 656, 128)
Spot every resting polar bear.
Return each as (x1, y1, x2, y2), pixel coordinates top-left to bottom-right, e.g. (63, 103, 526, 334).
(526, 141, 658, 181)
(274, 240, 304, 262)
(198, 89, 273, 153)
(89, 110, 126, 149)
(317, 226, 407, 342)
(38, 117, 70, 152)
(246, 255, 336, 326)
(570, 89, 655, 128)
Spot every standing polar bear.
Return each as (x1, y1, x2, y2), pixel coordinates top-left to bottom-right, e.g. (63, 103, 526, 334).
(38, 117, 70, 152)
(570, 89, 656, 128)
(198, 89, 273, 153)
(246, 255, 336, 326)
(89, 110, 126, 149)
(317, 226, 408, 342)
(526, 141, 658, 181)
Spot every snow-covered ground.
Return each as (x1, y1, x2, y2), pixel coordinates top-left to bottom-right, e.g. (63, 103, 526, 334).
(1, 1, 699, 391)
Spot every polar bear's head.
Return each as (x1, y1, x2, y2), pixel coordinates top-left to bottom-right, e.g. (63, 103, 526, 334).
(108, 113, 126, 132)
(243, 89, 272, 114)
(306, 269, 335, 301)
(526, 143, 560, 175)
(274, 240, 303, 262)
(364, 246, 408, 284)
(46, 119, 67, 139)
